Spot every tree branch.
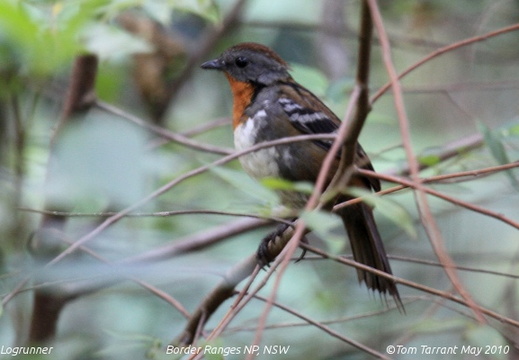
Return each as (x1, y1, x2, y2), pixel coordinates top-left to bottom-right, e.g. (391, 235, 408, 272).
(357, 167, 519, 231)
(367, 0, 486, 323)
(165, 0, 248, 106)
(29, 54, 99, 344)
(173, 1, 377, 351)
(301, 243, 519, 328)
(173, 254, 258, 346)
(371, 23, 519, 103)
(44, 133, 335, 266)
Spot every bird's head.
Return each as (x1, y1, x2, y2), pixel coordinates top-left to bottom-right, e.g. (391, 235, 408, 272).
(201, 42, 291, 85)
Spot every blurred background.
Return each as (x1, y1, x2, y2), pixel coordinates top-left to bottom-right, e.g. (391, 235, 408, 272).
(1, 0, 518, 359)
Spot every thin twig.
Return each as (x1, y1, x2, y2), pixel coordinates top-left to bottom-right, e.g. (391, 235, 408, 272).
(28, 54, 100, 344)
(165, 0, 248, 105)
(175, 254, 259, 347)
(303, 253, 519, 280)
(45, 133, 336, 266)
(301, 243, 519, 328)
(96, 101, 233, 155)
(371, 23, 519, 103)
(248, 4, 375, 357)
(389, 255, 519, 279)
(247, 77, 362, 358)
(367, 0, 486, 324)
(230, 295, 418, 331)
(180, 117, 231, 137)
(358, 168, 519, 231)
(19, 207, 290, 225)
(334, 161, 519, 213)
(123, 218, 270, 264)
(385, 132, 484, 177)
(249, 294, 392, 360)
(6, 232, 192, 318)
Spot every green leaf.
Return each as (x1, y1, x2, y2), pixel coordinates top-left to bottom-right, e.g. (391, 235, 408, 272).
(205, 353, 225, 360)
(103, 329, 156, 343)
(138, 0, 220, 24)
(506, 123, 519, 136)
(326, 77, 355, 103)
(83, 23, 152, 61)
(210, 166, 278, 205)
(48, 113, 148, 207)
(411, 318, 467, 334)
(261, 177, 314, 194)
(464, 324, 508, 359)
(478, 121, 519, 190)
(200, 339, 227, 360)
(301, 210, 344, 254)
(418, 154, 441, 167)
(0, 1, 89, 75)
(496, 117, 519, 137)
(478, 121, 509, 164)
(465, 324, 506, 345)
(97, 329, 157, 357)
(179, 0, 220, 23)
(290, 63, 329, 97)
(347, 187, 417, 238)
(96, 63, 126, 102)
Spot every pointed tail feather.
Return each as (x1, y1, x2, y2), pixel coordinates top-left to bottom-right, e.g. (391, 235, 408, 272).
(339, 201, 403, 311)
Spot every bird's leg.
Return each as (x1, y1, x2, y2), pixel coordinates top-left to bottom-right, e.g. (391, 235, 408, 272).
(256, 218, 308, 266)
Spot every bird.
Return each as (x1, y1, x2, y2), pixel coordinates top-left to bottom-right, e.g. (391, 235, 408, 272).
(201, 42, 402, 308)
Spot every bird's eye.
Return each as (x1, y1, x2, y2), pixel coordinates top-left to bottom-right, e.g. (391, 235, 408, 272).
(235, 56, 249, 68)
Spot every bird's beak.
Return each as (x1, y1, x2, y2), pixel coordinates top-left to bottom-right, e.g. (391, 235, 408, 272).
(201, 58, 224, 70)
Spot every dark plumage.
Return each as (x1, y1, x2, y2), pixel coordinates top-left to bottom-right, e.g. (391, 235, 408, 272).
(202, 42, 402, 310)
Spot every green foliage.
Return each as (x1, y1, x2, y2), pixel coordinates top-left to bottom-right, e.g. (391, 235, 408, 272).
(478, 121, 519, 190)
(479, 121, 510, 166)
(0, 0, 219, 79)
(464, 325, 509, 360)
(96, 329, 158, 358)
(418, 154, 441, 167)
(131, 0, 220, 24)
(346, 187, 417, 238)
(506, 123, 519, 136)
(260, 177, 314, 195)
(0, 1, 84, 75)
(48, 113, 148, 207)
(95, 63, 127, 102)
(410, 317, 467, 334)
(289, 63, 329, 97)
(210, 166, 279, 208)
(301, 209, 345, 254)
(1, 1, 519, 360)
(83, 22, 152, 61)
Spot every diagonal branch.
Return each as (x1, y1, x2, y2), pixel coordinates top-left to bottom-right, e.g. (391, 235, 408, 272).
(197, 3, 376, 356)
(336, 0, 373, 176)
(371, 23, 519, 103)
(172, 1, 377, 351)
(366, 0, 486, 323)
(301, 244, 519, 328)
(165, 0, 248, 106)
(174, 254, 259, 346)
(357, 167, 519, 231)
(29, 54, 99, 344)
(248, 84, 365, 358)
(45, 133, 336, 266)
(96, 101, 233, 155)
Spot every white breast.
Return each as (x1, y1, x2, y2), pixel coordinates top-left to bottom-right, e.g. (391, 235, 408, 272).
(234, 112, 280, 179)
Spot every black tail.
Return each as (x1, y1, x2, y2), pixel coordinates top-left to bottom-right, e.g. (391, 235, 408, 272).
(339, 201, 403, 311)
